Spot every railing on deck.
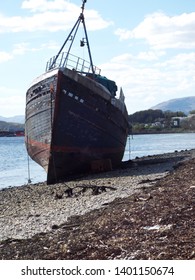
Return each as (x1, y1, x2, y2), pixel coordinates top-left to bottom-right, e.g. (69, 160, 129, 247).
(45, 52, 101, 75)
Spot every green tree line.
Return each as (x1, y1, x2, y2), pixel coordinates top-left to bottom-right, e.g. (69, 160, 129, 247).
(128, 109, 186, 124)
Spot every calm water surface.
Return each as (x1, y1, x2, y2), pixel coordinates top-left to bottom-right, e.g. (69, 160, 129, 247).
(0, 133, 194, 189)
(0, 137, 46, 189)
(124, 133, 195, 160)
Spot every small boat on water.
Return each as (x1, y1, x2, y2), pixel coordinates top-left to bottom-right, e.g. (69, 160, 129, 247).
(25, 0, 129, 184)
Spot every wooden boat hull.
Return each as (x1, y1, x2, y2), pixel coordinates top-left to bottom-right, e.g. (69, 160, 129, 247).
(25, 68, 129, 184)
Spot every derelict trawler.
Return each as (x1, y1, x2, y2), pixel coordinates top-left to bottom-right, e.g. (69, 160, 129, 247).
(25, 0, 129, 184)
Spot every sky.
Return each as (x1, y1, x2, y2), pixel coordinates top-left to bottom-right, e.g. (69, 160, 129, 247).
(0, 0, 195, 117)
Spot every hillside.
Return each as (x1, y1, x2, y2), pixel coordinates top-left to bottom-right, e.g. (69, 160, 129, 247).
(0, 120, 24, 132)
(151, 96, 195, 114)
(0, 115, 24, 124)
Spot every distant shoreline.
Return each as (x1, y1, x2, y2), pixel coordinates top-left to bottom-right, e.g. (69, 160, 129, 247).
(0, 130, 195, 137)
(0, 131, 24, 137)
(130, 129, 195, 135)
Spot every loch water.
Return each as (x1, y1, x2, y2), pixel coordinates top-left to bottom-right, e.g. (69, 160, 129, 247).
(124, 133, 195, 160)
(0, 133, 194, 189)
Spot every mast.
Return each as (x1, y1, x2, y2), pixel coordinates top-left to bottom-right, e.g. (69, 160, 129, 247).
(80, 1, 95, 74)
(49, 0, 95, 74)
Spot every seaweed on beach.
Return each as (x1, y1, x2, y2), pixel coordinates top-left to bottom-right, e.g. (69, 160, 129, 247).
(0, 151, 195, 260)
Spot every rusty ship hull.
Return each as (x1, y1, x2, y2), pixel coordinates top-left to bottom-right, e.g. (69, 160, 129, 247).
(25, 67, 129, 184)
(25, 1, 129, 184)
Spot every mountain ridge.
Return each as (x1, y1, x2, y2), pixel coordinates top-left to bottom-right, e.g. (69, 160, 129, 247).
(0, 115, 24, 124)
(150, 96, 195, 114)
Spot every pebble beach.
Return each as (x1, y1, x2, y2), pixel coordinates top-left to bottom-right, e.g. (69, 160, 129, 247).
(0, 149, 193, 242)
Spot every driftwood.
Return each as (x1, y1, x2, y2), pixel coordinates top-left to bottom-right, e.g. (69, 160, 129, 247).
(62, 184, 117, 197)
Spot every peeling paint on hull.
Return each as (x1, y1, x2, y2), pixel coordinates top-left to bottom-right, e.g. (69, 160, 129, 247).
(25, 68, 129, 184)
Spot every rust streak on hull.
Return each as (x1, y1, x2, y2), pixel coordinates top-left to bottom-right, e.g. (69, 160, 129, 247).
(25, 2, 129, 185)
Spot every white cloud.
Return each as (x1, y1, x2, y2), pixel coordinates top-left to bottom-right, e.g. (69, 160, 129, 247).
(0, 41, 60, 64)
(0, 87, 25, 116)
(0, 0, 112, 33)
(0, 51, 12, 63)
(110, 53, 134, 64)
(115, 28, 132, 41)
(112, 11, 195, 112)
(22, 0, 76, 12)
(0, 44, 31, 64)
(40, 41, 59, 50)
(107, 51, 165, 65)
(115, 12, 195, 50)
(137, 51, 165, 61)
(100, 51, 195, 114)
(12, 43, 30, 55)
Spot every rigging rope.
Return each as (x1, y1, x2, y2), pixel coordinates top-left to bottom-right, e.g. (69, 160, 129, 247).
(26, 133, 32, 184)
